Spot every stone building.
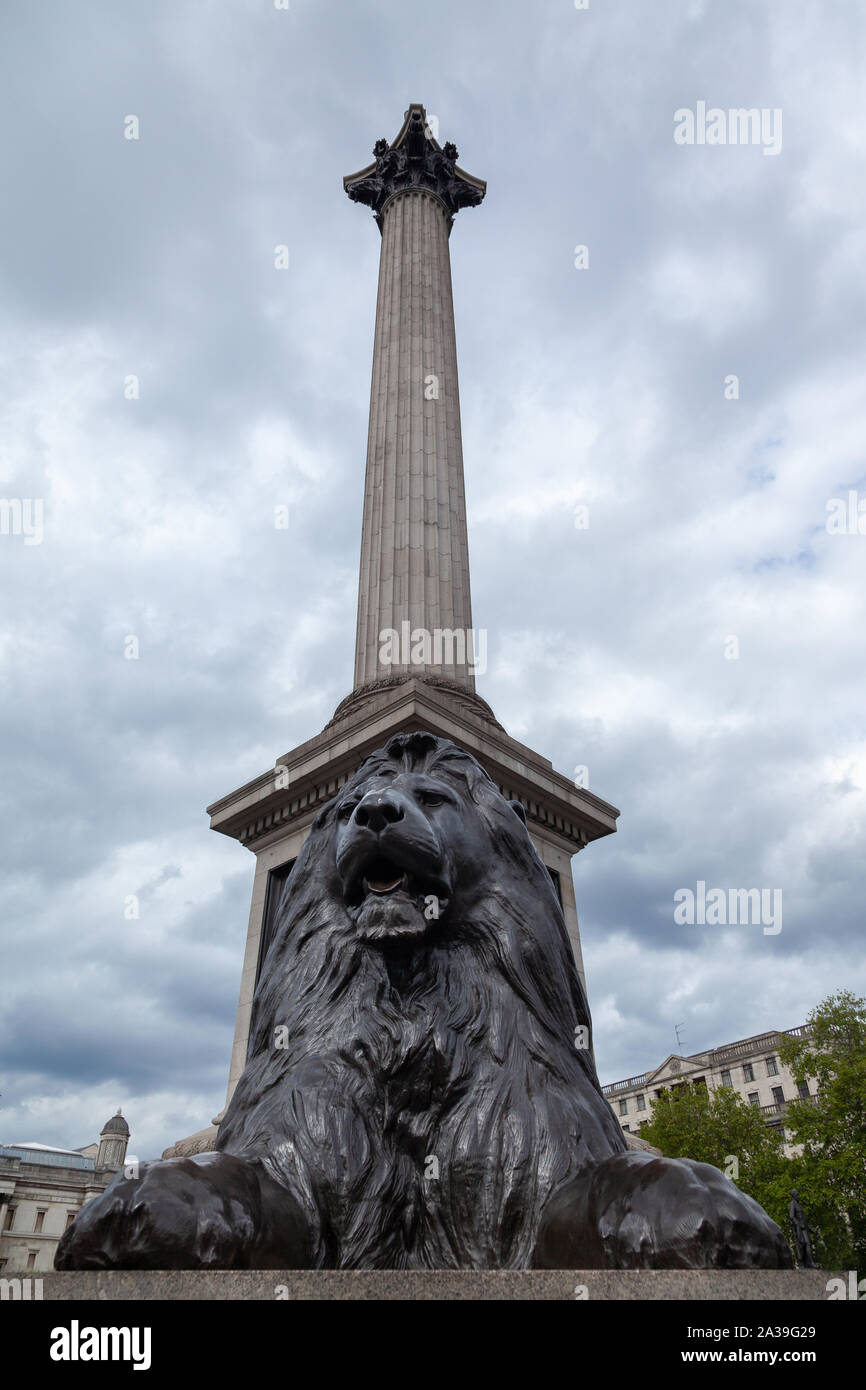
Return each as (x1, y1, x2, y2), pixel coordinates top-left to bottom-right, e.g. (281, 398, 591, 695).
(0, 1111, 130, 1273)
(603, 1026, 813, 1156)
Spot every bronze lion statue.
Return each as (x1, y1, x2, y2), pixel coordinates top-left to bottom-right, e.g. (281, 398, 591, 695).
(56, 732, 791, 1270)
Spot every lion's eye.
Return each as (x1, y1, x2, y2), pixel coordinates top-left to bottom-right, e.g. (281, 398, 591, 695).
(418, 791, 449, 808)
(336, 802, 358, 821)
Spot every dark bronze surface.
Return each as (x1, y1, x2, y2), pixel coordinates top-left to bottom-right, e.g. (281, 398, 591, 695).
(56, 733, 791, 1270)
(789, 1189, 818, 1269)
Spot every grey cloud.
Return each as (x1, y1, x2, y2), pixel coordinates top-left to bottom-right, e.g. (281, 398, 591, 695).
(1, 0, 864, 1150)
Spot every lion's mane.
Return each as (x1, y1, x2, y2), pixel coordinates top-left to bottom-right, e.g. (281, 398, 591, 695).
(217, 732, 625, 1268)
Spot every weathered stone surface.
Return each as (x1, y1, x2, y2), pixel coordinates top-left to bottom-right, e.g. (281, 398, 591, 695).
(161, 1126, 218, 1160)
(345, 105, 482, 693)
(39, 1269, 838, 1301)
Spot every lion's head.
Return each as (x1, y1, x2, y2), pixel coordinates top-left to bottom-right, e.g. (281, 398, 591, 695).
(334, 731, 535, 944)
(217, 731, 624, 1268)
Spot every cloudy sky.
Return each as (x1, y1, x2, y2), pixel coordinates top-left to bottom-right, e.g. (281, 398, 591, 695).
(1, 0, 864, 1160)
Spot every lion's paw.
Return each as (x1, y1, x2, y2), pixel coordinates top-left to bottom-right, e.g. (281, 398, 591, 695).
(534, 1152, 792, 1270)
(54, 1152, 300, 1270)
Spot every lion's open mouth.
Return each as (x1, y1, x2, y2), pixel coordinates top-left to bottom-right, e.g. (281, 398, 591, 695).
(343, 851, 449, 925)
(363, 856, 409, 896)
(347, 854, 420, 907)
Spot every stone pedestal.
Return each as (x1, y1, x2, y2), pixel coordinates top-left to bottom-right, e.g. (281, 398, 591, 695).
(37, 1269, 837, 1301)
(206, 676, 619, 1115)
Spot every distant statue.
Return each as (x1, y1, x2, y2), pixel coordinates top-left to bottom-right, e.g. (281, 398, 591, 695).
(56, 735, 793, 1272)
(789, 1190, 818, 1269)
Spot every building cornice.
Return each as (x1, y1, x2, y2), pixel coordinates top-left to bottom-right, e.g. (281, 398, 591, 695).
(602, 1026, 811, 1097)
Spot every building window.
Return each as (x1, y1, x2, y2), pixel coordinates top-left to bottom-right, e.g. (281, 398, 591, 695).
(546, 867, 563, 908)
(26, 1251, 37, 1270)
(720, 1069, 732, 1087)
(636, 1094, 646, 1111)
(3, 1205, 16, 1231)
(34, 1209, 46, 1233)
(619, 1098, 628, 1116)
(766, 1056, 778, 1076)
(772, 1086, 784, 1106)
(622, 1125, 630, 1132)
(748, 1092, 760, 1106)
(742, 1063, 755, 1082)
(65, 1211, 77, 1230)
(254, 860, 297, 997)
(693, 1076, 706, 1088)
(798, 1080, 810, 1100)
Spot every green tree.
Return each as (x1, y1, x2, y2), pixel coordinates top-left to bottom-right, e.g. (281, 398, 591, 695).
(640, 1081, 792, 1244)
(778, 990, 866, 1270)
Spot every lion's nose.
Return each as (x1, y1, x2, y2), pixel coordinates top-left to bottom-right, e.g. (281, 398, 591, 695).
(354, 792, 405, 834)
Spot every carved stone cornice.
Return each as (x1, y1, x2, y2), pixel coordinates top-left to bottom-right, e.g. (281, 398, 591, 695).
(344, 103, 486, 232)
(206, 677, 618, 857)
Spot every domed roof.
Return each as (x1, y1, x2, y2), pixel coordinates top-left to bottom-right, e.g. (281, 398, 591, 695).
(101, 1109, 129, 1136)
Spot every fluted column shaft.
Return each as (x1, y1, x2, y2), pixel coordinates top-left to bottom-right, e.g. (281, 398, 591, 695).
(354, 189, 475, 692)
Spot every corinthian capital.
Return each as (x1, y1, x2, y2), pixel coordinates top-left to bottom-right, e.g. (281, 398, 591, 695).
(344, 104, 486, 231)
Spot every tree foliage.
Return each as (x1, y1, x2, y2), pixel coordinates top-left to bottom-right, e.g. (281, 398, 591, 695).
(640, 991, 866, 1269)
(778, 990, 866, 1269)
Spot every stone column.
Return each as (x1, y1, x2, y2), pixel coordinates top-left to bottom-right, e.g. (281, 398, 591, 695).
(195, 106, 621, 1142)
(345, 106, 486, 695)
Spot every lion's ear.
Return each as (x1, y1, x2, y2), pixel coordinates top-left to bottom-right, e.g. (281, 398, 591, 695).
(509, 799, 527, 825)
